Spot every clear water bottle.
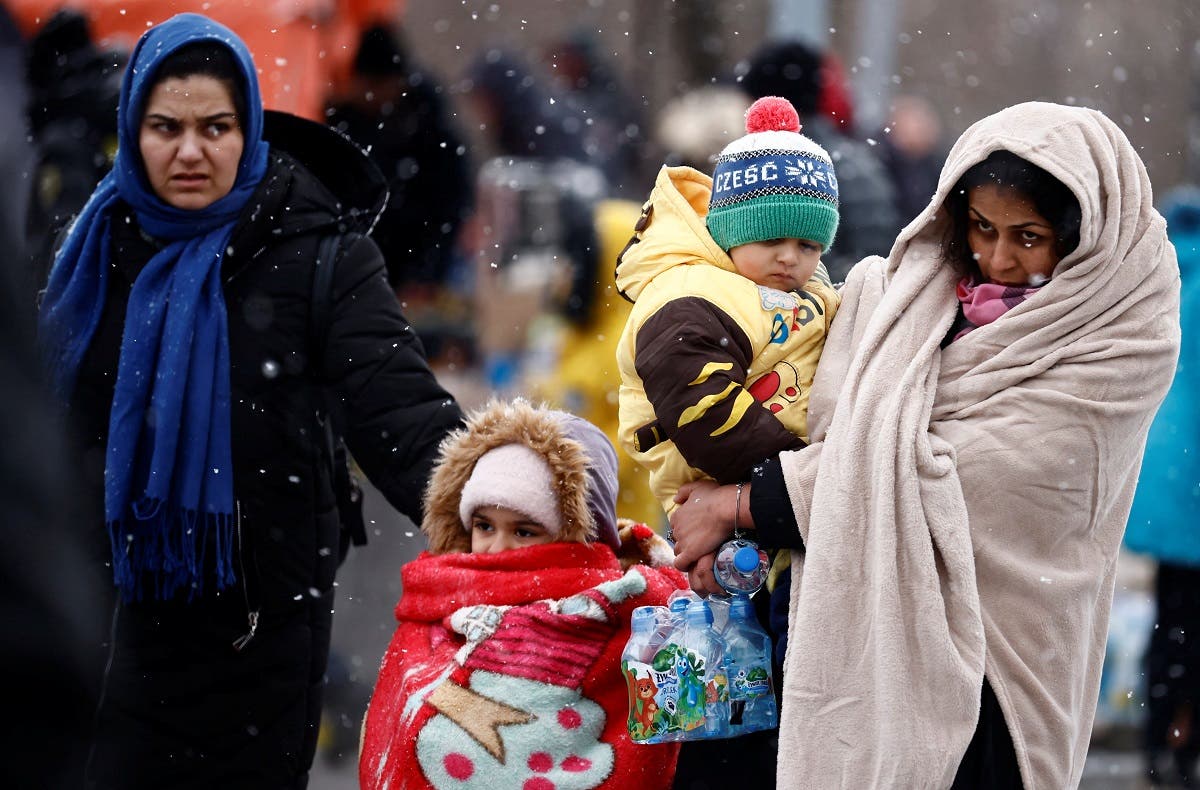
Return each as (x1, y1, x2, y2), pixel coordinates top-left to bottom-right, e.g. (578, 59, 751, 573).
(713, 538, 770, 596)
(721, 595, 778, 734)
(621, 606, 672, 743)
(651, 594, 697, 742)
(674, 600, 731, 740)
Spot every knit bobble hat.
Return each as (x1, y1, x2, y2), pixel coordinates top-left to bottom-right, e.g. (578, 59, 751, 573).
(459, 444, 562, 536)
(706, 95, 840, 252)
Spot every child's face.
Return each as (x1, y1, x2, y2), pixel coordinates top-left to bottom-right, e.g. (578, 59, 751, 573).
(729, 238, 823, 292)
(469, 505, 557, 554)
(967, 184, 1061, 286)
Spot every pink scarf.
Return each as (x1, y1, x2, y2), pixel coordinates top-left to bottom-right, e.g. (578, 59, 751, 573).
(953, 275, 1044, 340)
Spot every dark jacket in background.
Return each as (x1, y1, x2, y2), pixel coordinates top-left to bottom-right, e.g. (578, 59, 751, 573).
(740, 40, 902, 284)
(877, 135, 946, 227)
(800, 116, 902, 282)
(68, 111, 463, 789)
(24, 10, 124, 278)
(1, 12, 102, 790)
(325, 25, 472, 291)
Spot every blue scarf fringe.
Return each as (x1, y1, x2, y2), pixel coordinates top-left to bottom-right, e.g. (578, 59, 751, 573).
(108, 502, 236, 602)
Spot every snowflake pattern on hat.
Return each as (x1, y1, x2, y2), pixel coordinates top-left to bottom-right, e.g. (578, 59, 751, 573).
(707, 96, 840, 251)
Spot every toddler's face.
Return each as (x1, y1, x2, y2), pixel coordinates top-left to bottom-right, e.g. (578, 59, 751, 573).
(729, 238, 823, 292)
(469, 505, 556, 554)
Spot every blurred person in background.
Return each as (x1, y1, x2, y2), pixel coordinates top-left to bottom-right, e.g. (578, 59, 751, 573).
(23, 9, 124, 281)
(654, 84, 752, 172)
(1124, 185, 1200, 788)
(877, 93, 950, 226)
(460, 48, 604, 392)
(463, 47, 594, 164)
(1, 6, 102, 790)
(322, 27, 474, 756)
(740, 39, 901, 283)
(35, 14, 461, 788)
(814, 49, 856, 133)
(545, 31, 653, 198)
(326, 22, 474, 365)
(526, 198, 664, 528)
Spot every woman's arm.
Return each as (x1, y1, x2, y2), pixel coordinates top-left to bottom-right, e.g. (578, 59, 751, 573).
(322, 234, 464, 522)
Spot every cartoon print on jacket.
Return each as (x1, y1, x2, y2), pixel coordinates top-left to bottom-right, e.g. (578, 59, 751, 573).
(747, 360, 803, 414)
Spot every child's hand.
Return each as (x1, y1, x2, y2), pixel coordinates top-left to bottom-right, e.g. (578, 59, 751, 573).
(670, 480, 737, 596)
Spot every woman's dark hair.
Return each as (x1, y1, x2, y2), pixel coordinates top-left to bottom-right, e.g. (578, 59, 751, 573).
(944, 150, 1082, 275)
(149, 42, 247, 125)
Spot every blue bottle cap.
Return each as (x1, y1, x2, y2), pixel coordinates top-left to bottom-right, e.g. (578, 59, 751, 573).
(685, 599, 714, 625)
(631, 606, 659, 630)
(733, 545, 762, 573)
(729, 595, 754, 619)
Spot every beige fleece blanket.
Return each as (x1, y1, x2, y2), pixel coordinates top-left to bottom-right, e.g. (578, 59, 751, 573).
(775, 102, 1180, 789)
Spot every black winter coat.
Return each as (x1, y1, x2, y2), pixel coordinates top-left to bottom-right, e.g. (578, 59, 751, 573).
(69, 112, 463, 789)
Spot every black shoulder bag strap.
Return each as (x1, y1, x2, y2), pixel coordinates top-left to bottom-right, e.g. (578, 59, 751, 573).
(311, 232, 368, 562)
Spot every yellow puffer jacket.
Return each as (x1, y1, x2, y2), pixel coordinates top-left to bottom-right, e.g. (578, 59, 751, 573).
(615, 166, 840, 513)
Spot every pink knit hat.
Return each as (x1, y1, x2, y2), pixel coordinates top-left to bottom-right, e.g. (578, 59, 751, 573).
(455, 410, 621, 551)
(458, 443, 562, 535)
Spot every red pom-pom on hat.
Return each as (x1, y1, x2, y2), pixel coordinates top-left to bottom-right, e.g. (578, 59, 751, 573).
(745, 96, 801, 134)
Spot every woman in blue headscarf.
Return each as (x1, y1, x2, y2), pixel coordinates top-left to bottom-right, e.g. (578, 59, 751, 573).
(37, 13, 462, 788)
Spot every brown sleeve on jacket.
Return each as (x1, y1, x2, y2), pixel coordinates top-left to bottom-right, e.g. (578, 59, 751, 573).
(634, 296, 806, 484)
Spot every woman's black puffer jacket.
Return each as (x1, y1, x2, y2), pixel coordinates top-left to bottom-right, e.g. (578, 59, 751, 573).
(71, 111, 464, 789)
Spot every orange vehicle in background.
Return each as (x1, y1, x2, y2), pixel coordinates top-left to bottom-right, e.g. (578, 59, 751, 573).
(7, 0, 402, 121)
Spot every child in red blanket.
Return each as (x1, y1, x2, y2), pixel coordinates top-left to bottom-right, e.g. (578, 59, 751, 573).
(359, 399, 688, 790)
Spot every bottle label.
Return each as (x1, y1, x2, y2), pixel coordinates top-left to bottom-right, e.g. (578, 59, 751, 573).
(669, 645, 729, 733)
(730, 663, 773, 699)
(622, 658, 677, 742)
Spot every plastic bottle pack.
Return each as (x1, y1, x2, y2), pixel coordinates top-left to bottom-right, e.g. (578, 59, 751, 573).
(622, 591, 773, 743)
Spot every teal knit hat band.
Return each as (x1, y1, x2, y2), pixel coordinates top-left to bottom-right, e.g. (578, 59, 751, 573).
(707, 191, 840, 252)
(705, 96, 840, 251)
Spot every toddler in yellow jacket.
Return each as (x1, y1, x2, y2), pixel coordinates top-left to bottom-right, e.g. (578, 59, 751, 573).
(616, 96, 841, 517)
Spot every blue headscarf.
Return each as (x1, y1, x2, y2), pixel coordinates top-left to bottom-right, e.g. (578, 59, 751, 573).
(38, 13, 270, 601)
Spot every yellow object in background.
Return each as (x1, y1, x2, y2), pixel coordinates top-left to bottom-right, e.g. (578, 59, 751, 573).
(528, 199, 666, 531)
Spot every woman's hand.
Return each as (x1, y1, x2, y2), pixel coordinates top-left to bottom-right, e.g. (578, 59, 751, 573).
(670, 480, 739, 596)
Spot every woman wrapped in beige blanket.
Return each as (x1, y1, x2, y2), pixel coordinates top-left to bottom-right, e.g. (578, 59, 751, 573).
(669, 101, 1181, 788)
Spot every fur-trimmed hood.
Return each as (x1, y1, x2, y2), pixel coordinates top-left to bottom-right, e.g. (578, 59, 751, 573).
(422, 400, 677, 570)
(422, 400, 600, 554)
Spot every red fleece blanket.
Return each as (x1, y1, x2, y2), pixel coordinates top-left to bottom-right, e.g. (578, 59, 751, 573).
(360, 542, 687, 790)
